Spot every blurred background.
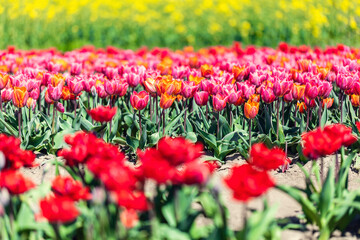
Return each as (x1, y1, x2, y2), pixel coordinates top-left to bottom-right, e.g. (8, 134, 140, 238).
(1, 0, 360, 51)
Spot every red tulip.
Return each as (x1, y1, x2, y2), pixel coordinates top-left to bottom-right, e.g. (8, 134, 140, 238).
(224, 164, 275, 202)
(248, 143, 290, 171)
(88, 106, 117, 122)
(51, 176, 91, 201)
(130, 91, 149, 110)
(39, 195, 79, 224)
(0, 170, 35, 195)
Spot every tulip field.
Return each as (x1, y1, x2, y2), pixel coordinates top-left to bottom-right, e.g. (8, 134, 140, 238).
(1, 43, 360, 239)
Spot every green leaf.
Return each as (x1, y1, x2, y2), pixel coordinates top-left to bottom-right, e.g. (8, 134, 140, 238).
(185, 132, 197, 143)
(319, 166, 335, 220)
(165, 109, 185, 135)
(161, 203, 177, 227)
(157, 224, 191, 240)
(320, 105, 328, 127)
(126, 135, 139, 151)
(277, 185, 320, 226)
(0, 116, 18, 136)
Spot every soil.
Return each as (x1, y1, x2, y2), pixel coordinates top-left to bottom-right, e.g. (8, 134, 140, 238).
(20, 153, 360, 240)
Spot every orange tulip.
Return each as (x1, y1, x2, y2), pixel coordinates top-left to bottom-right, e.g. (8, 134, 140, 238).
(244, 100, 259, 119)
(143, 78, 157, 94)
(120, 208, 139, 229)
(0, 73, 9, 90)
(12, 87, 28, 108)
(200, 64, 214, 78)
(188, 75, 203, 85)
(232, 65, 246, 81)
(317, 67, 330, 80)
(51, 74, 65, 87)
(160, 93, 176, 109)
(322, 98, 334, 109)
(297, 101, 307, 114)
(292, 84, 305, 101)
(351, 95, 360, 107)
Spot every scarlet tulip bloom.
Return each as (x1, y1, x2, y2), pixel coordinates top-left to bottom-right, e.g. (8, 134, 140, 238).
(0, 170, 35, 195)
(130, 91, 149, 111)
(194, 91, 209, 106)
(224, 164, 275, 202)
(212, 94, 228, 112)
(323, 124, 357, 147)
(39, 195, 79, 224)
(88, 106, 117, 122)
(160, 93, 176, 109)
(244, 99, 259, 119)
(0, 134, 36, 169)
(12, 86, 29, 108)
(138, 137, 203, 184)
(51, 176, 91, 201)
(249, 143, 290, 171)
(302, 124, 356, 160)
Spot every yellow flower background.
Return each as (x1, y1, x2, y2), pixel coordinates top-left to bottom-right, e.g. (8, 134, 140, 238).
(0, 0, 359, 50)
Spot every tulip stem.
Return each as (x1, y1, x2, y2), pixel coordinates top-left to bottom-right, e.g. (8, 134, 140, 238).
(206, 104, 209, 121)
(217, 111, 220, 140)
(52, 223, 62, 240)
(139, 111, 142, 140)
(183, 101, 187, 132)
(249, 119, 252, 148)
(150, 96, 153, 121)
(0, 90, 2, 112)
(156, 95, 159, 131)
(162, 109, 166, 136)
(340, 93, 344, 123)
(18, 108, 22, 139)
(318, 98, 322, 127)
(306, 109, 310, 131)
(52, 104, 56, 135)
(109, 121, 112, 142)
(276, 99, 280, 140)
(74, 99, 77, 119)
(281, 99, 285, 126)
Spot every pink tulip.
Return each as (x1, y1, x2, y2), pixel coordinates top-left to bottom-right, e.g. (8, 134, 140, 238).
(213, 94, 228, 112)
(130, 91, 149, 111)
(48, 84, 63, 102)
(261, 87, 276, 104)
(181, 81, 198, 99)
(194, 91, 209, 106)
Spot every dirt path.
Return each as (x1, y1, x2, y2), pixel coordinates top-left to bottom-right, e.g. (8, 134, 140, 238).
(21, 153, 360, 240)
